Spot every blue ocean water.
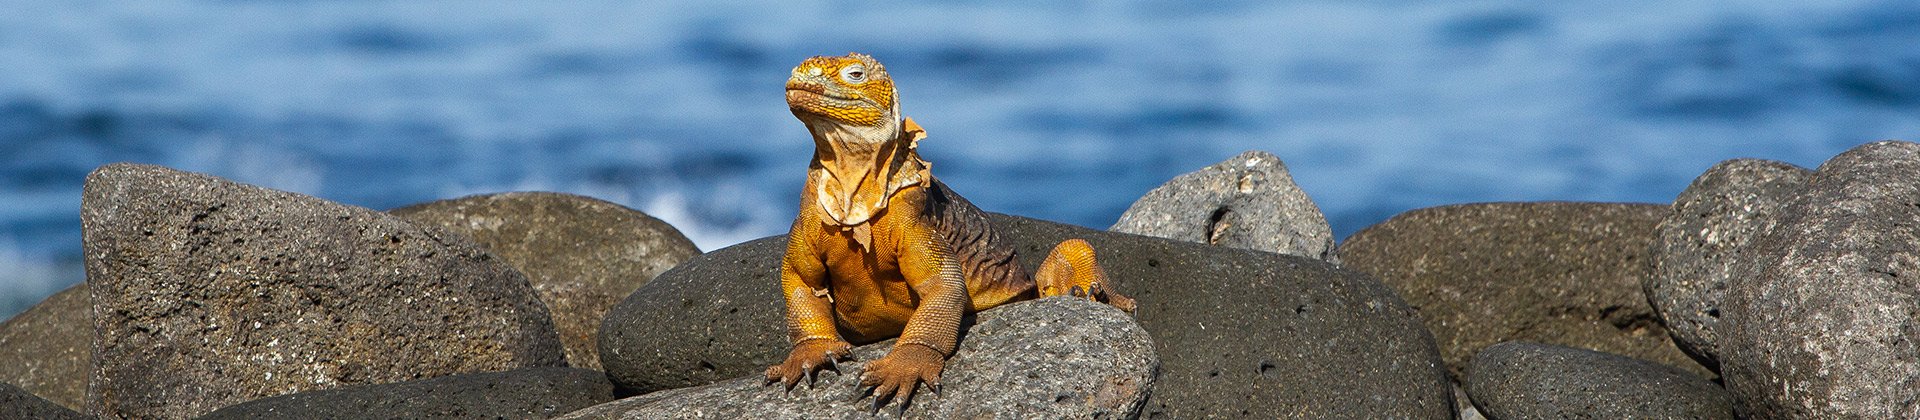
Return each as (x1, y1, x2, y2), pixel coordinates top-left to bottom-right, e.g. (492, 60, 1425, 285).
(2, 1, 1916, 318)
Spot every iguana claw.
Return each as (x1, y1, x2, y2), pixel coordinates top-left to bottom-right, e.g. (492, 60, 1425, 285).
(765, 338, 853, 394)
(850, 379, 872, 402)
(855, 343, 943, 413)
(896, 383, 919, 416)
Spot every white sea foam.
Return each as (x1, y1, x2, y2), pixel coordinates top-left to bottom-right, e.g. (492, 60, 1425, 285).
(0, 236, 79, 320)
(640, 189, 785, 253)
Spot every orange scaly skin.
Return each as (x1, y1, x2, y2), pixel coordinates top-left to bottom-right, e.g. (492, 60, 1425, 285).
(764, 53, 1136, 411)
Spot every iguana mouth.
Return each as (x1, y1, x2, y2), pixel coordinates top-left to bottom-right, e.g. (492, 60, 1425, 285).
(786, 90, 876, 125)
(786, 79, 863, 103)
(786, 87, 861, 104)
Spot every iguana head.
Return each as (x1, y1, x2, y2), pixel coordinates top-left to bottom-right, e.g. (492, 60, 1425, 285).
(787, 53, 900, 137)
(785, 53, 930, 233)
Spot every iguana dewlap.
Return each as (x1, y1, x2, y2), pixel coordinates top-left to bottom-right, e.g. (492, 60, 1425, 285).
(765, 52, 1136, 410)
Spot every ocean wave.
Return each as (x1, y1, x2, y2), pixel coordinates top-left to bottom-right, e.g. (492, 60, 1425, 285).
(0, 236, 81, 320)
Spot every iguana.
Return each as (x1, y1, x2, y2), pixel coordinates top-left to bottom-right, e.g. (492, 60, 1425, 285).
(764, 52, 1136, 411)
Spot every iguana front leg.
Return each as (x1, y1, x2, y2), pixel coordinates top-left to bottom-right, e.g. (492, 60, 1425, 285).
(765, 224, 852, 390)
(859, 219, 968, 407)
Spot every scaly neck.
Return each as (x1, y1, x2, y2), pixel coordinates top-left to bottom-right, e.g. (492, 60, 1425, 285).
(803, 116, 928, 228)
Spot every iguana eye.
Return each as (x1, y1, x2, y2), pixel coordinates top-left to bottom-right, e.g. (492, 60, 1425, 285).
(840, 65, 867, 84)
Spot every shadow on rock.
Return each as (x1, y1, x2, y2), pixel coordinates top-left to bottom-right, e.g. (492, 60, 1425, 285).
(198, 367, 613, 419)
(1467, 341, 1732, 420)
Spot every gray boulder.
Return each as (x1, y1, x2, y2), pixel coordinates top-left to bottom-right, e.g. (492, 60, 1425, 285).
(391, 192, 700, 370)
(0, 284, 89, 410)
(81, 163, 565, 419)
(599, 213, 1452, 418)
(1466, 341, 1733, 420)
(197, 367, 614, 419)
(594, 236, 787, 395)
(1721, 141, 1920, 418)
(1648, 159, 1809, 371)
(1, 381, 86, 420)
(1336, 202, 1711, 380)
(1110, 150, 1335, 260)
(566, 297, 1153, 419)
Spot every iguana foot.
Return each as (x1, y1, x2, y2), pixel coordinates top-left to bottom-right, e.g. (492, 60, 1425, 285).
(855, 343, 944, 412)
(765, 338, 853, 391)
(1036, 239, 1138, 313)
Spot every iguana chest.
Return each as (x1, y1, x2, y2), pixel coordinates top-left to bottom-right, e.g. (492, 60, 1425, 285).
(800, 179, 1032, 343)
(808, 197, 921, 343)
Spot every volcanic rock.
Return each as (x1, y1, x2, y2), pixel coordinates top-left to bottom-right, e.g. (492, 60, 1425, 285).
(1337, 202, 1710, 380)
(567, 298, 1152, 419)
(81, 163, 563, 419)
(1466, 341, 1733, 419)
(1111, 150, 1335, 260)
(1647, 159, 1809, 370)
(1721, 141, 1920, 418)
(599, 213, 1452, 418)
(392, 192, 700, 370)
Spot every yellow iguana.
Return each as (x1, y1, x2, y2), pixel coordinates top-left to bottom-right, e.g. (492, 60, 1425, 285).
(763, 52, 1136, 410)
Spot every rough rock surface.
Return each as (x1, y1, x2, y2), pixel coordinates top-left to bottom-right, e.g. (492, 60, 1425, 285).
(1, 381, 86, 420)
(391, 192, 700, 370)
(198, 367, 614, 419)
(0, 284, 89, 410)
(567, 298, 1153, 419)
(1110, 150, 1335, 260)
(595, 236, 788, 396)
(599, 213, 1452, 418)
(1648, 159, 1809, 371)
(1454, 383, 1486, 420)
(1336, 202, 1711, 380)
(81, 163, 565, 419)
(1721, 141, 1920, 419)
(1467, 342, 1733, 420)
